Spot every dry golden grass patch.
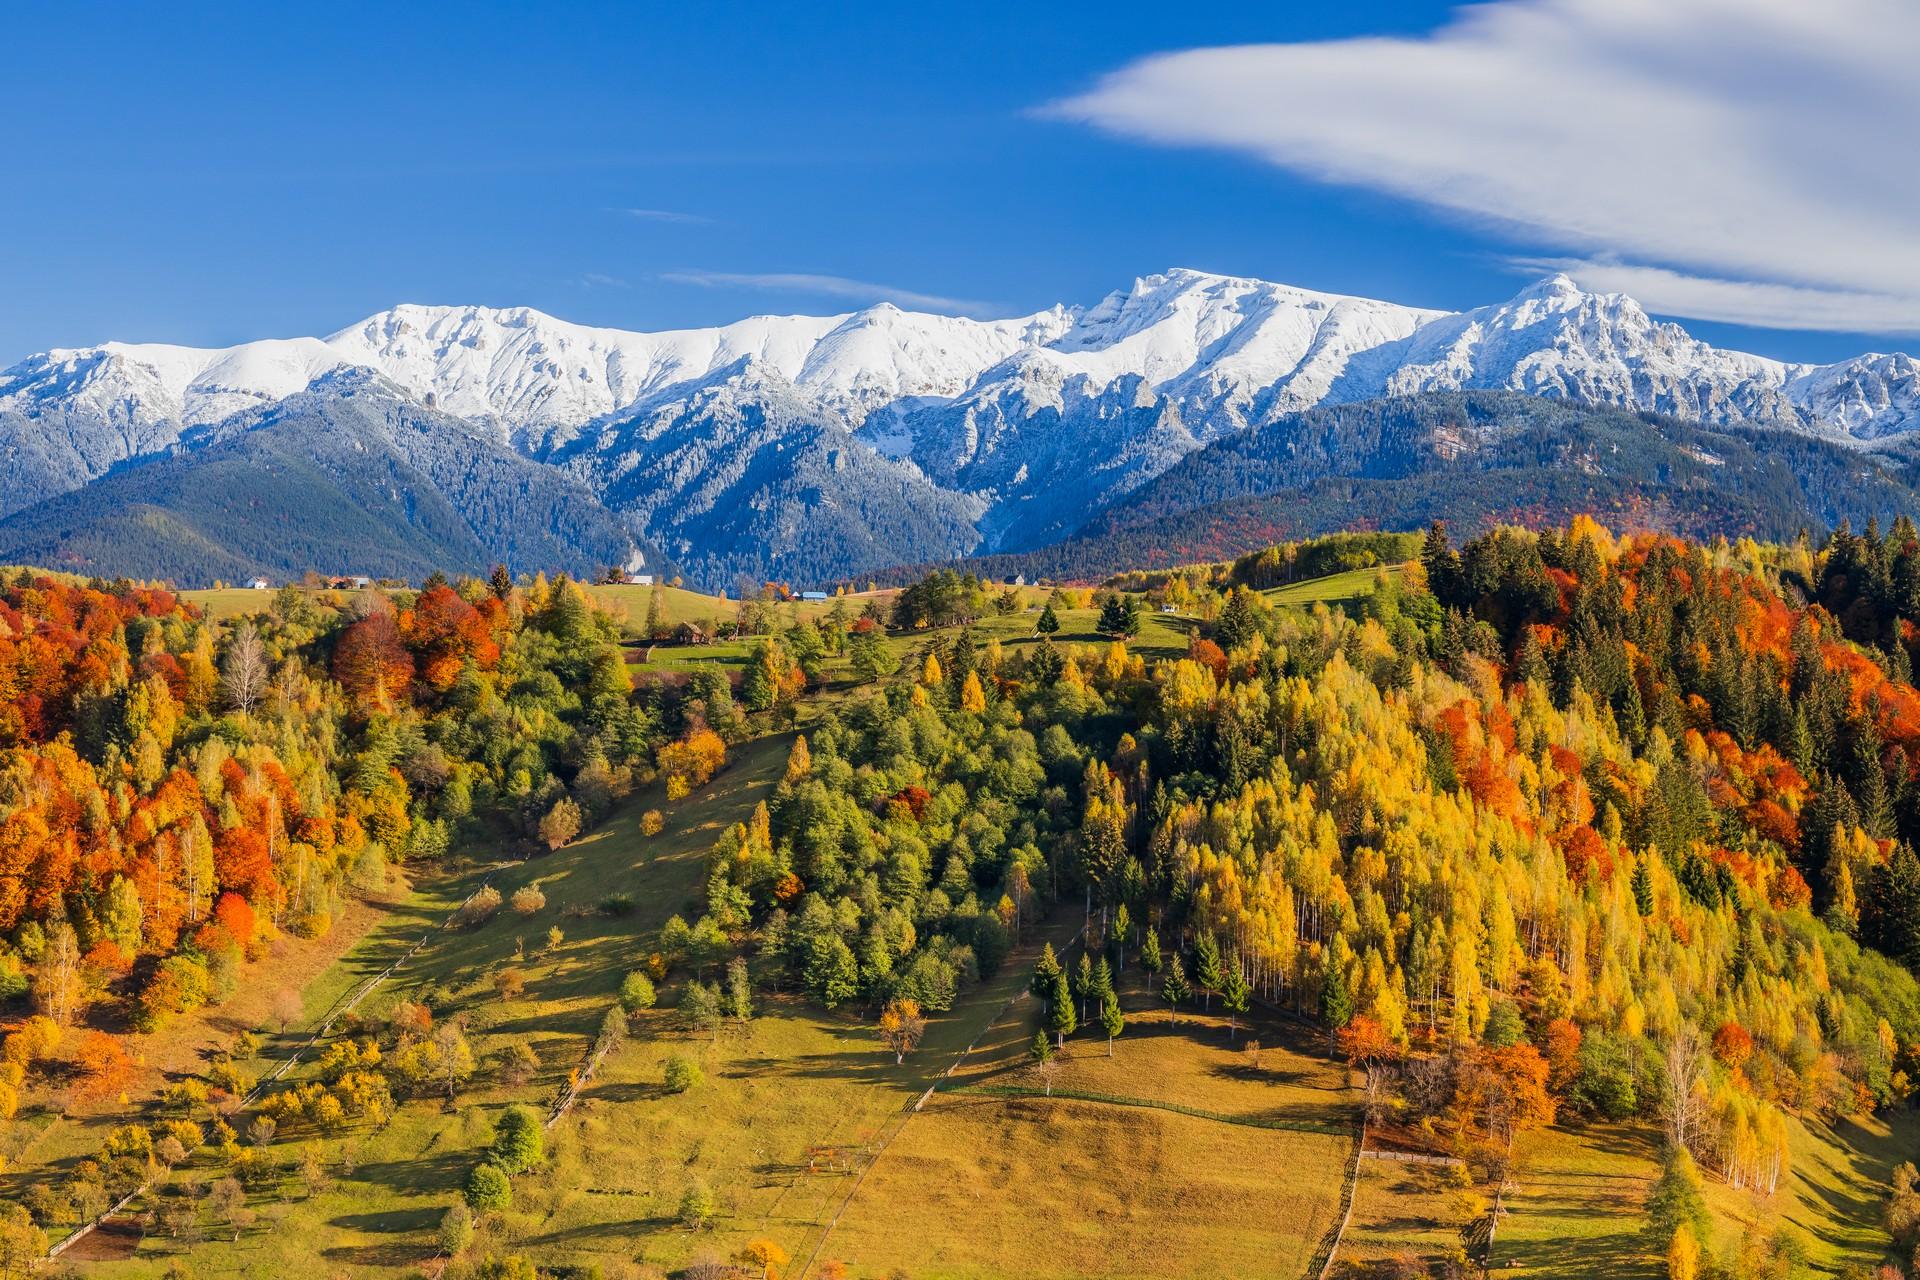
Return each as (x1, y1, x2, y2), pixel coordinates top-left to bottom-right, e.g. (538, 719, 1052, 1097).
(826, 1092, 1352, 1280)
(1336, 1158, 1473, 1272)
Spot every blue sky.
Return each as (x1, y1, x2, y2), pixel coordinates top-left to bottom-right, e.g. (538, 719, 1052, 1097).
(3, 1, 1913, 364)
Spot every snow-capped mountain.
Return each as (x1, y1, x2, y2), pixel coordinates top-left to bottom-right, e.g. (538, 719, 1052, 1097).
(3, 267, 1918, 584)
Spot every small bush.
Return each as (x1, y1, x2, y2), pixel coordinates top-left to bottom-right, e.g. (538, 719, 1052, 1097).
(465, 1161, 511, 1211)
(640, 809, 665, 837)
(679, 1181, 716, 1228)
(496, 1042, 539, 1086)
(510, 886, 546, 916)
(489, 1104, 545, 1174)
(601, 893, 636, 917)
(619, 972, 657, 1014)
(664, 1056, 702, 1094)
(439, 1201, 475, 1255)
(459, 886, 504, 928)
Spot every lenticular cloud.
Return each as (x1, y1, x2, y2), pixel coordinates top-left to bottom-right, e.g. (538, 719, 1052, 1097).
(1050, 0, 1920, 334)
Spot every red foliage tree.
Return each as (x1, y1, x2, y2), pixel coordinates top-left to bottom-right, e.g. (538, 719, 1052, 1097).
(332, 610, 414, 710)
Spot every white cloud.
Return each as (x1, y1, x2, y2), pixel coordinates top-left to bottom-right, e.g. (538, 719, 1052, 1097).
(661, 270, 994, 315)
(1051, 0, 1920, 335)
(618, 208, 711, 225)
(580, 272, 631, 289)
(1512, 260, 1920, 335)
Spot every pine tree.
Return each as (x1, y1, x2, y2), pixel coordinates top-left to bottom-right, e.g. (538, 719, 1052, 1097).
(1865, 844, 1920, 969)
(1141, 929, 1163, 974)
(1048, 969, 1077, 1048)
(1075, 952, 1095, 1022)
(1028, 636, 1065, 686)
(1193, 930, 1223, 1012)
(1421, 521, 1461, 603)
(1100, 988, 1124, 1056)
(1031, 943, 1061, 1009)
(1631, 856, 1655, 917)
(1096, 594, 1139, 637)
(1215, 589, 1256, 651)
(1162, 954, 1190, 1025)
(1319, 960, 1353, 1032)
(1108, 904, 1130, 970)
(1035, 603, 1060, 636)
(1092, 957, 1115, 1005)
(1221, 955, 1250, 1039)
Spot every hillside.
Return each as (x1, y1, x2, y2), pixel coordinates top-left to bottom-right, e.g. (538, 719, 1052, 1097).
(0, 371, 646, 585)
(3, 527, 1920, 1279)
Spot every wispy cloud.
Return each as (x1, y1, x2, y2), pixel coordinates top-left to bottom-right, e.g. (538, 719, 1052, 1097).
(617, 207, 711, 225)
(662, 269, 995, 315)
(1049, 0, 1920, 336)
(579, 272, 631, 289)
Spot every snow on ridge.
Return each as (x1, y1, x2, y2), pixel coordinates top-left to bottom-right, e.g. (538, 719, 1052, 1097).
(5, 270, 1920, 445)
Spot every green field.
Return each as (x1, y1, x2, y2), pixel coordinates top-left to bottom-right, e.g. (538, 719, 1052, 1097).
(1491, 1108, 1920, 1277)
(1263, 563, 1407, 609)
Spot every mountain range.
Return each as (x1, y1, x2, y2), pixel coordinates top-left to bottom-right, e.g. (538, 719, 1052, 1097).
(4, 269, 1919, 586)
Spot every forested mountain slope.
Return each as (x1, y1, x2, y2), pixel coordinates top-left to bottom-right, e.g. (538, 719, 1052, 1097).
(937, 393, 1920, 584)
(0, 372, 647, 584)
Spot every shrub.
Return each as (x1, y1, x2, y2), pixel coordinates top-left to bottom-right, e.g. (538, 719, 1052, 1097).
(488, 1104, 545, 1174)
(510, 886, 546, 916)
(459, 886, 504, 927)
(640, 809, 665, 837)
(679, 1181, 717, 1229)
(539, 796, 583, 850)
(601, 893, 636, 917)
(464, 1161, 511, 1212)
(439, 1201, 475, 1255)
(496, 1042, 539, 1086)
(664, 1056, 702, 1094)
(619, 972, 657, 1014)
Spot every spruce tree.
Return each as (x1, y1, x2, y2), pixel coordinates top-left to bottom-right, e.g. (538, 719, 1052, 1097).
(1193, 930, 1223, 1012)
(1035, 602, 1060, 636)
(1031, 942, 1061, 1008)
(1099, 989, 1124, 1056)
(1162, 954, 1190, 1025)
(1215, 590, 1255, 651)
(1631, 857, 1655, 917)
(1048, 969, 1077, 1048)
(1221, 955, 1250, 1039)
(1075, 952, 1095, 1022)
(1092, 957, 1115, 1005)
(1028, 636, 1065, 685)
(1108, 904, 1130, 970)
(1319, 961, 1353, 1031)
(1141, 928, 1163, 974)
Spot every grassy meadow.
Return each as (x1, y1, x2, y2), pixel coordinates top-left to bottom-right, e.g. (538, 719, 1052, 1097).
(57, 558, 1916, 1279)
(827, 972, 1359, 1280)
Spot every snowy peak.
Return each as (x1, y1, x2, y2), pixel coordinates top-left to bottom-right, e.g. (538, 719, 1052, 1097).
(5, 270, 1920, 455)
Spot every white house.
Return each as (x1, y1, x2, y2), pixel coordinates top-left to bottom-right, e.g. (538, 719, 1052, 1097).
(248, 578, 272, 591)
